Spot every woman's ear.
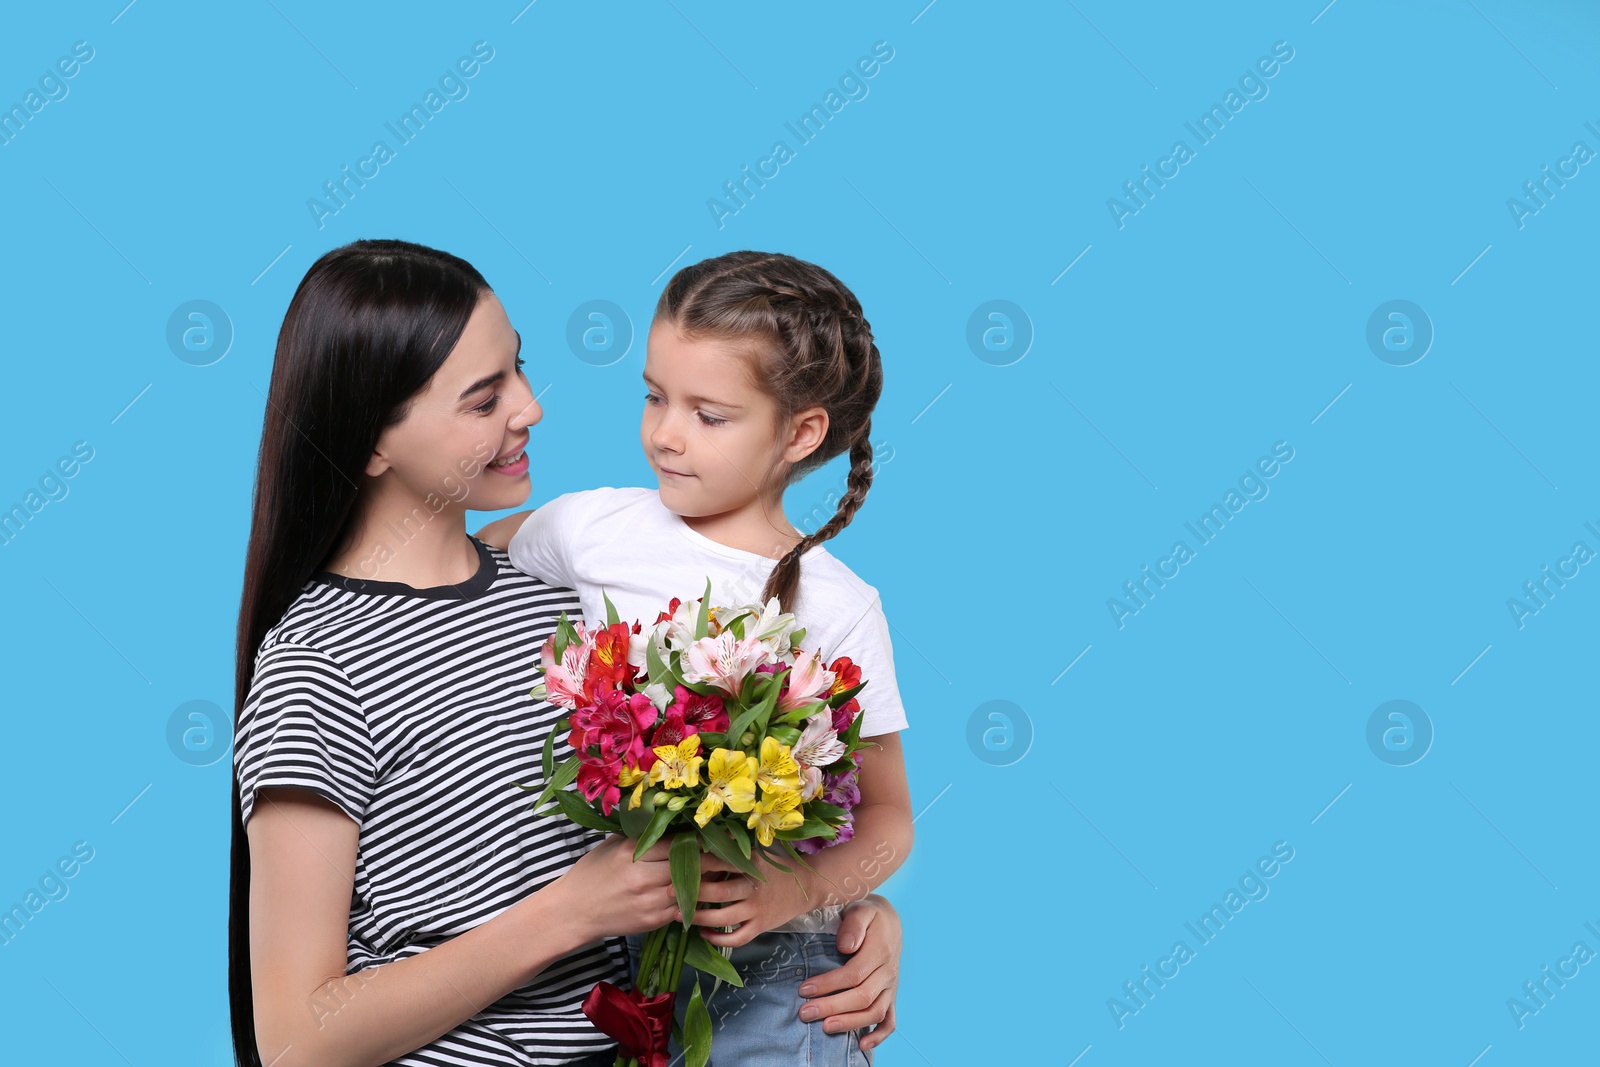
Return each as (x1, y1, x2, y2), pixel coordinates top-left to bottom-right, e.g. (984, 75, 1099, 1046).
(782, 406, 829, 465)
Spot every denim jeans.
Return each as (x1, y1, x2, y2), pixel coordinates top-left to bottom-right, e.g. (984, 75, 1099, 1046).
(626, 930, 872, 1066)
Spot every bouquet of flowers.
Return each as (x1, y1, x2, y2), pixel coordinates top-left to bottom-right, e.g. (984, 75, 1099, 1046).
(520, 581, 871, 1067)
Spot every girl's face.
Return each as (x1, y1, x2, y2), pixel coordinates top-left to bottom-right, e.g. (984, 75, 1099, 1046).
(640, 320, 790, 519)
(368, 292, 540, 512)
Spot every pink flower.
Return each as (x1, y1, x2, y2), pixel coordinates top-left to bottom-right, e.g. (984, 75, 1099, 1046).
(671, 685, 729, 734)
(571, 689, 659, 769)
(539, 632, 591, 710)
(576, 757, 623, 816)
(791, 711, 845, 769)
(683, 631, 772, 699)
(776, 648, 835, 712)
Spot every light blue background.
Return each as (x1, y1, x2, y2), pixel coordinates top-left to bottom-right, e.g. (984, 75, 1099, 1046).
(2, 1, 1597, 1063)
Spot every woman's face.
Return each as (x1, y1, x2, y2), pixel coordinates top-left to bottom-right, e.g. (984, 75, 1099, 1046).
(368, 291, 540, 513)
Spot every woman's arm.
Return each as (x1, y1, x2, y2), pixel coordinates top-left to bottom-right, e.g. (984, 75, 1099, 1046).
(475, 510, 532, 549)
(691, 731, 913, 943)
(247, 787, 682, 1067)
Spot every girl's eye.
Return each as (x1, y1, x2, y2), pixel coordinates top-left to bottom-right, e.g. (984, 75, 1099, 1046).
(644, 392, 662, 405)
(473, 394, 502, 415)
(698, 413, 727, 427)
(515, 357, 527, 374)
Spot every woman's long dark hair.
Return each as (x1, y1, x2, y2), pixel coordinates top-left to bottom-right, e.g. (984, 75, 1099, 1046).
(230, 239, 490, 1066)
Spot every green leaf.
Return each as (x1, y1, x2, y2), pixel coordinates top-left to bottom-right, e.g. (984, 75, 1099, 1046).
(670, 833, 701, 929)
(632, 804, 676, 859)
(684, 927, 744, 986)
(700, 824, 764, 880)
(526, 755, 582, 817)
(683, 977, 712, 1067)
(827, 680, 867, 707)
(694, 578, 712, 639)
(540, 715, 566, 781)
(801, 798, 847, 823)
(728, 820, 752, 859)
(788, 626, 806, 649)
(724, 667, 785, 748)
(767, 725, 801, 747)
(776, 814, 838, 841)
(551, 787, 622, 833)
(618, 790, 657, 838)
(646, 636, 671, 688)
(602, 589, 620, 627)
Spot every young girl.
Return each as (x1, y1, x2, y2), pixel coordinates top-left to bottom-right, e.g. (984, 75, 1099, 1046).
(229, 240, 902, 1067)
(479, 251, 913, 1065)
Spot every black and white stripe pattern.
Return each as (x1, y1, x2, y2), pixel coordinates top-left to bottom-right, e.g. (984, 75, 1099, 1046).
(235, 537, 626, 1066)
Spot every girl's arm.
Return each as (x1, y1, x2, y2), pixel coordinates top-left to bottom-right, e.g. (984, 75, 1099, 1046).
(474, 510, 532, 549)
(691, 731, 913, 943)
(247, 786, 683, 1067)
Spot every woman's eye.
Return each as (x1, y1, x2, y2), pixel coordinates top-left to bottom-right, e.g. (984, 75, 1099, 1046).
(515, 357, 527, 373)
(473, 394, 502, 415)
(644, 392, 661, 405)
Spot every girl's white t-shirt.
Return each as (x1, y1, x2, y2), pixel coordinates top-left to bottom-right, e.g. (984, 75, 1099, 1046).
(506, 486, 910, 738)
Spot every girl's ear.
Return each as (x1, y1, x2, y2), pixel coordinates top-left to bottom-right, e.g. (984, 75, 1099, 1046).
(782, 406, 829, 465)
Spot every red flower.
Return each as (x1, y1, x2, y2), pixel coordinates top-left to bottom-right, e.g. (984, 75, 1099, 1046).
(585, 622, 640, 699)
(582, 982, 675, 1067)
(575, 758, 622, 816)
(672, 685, 729, 734)
(827, 656, 861, 697)
(653, 597, 683, 625)
(571, 689, 659, 770)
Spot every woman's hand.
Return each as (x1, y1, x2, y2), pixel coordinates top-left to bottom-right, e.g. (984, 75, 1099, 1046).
(552, 834, 682, 942)
(797, 894, 901, 1051)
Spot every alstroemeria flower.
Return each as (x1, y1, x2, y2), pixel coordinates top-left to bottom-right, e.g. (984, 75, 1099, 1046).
(755, 736, 801, 793)
(776, 648, 835, 711)
(831, 697, 860, 735)
(646, 733, 704, 791)
(826, 656, 861, 698)
(539, 632, 591, 710)
(576, 759, 623, 816)
(670, 685, 729, 735)
(748, 783, 804, 847)
(791, 711, 846, 769)
(798, 765, 823, 802)
(572, 689, 659, 768)
(682, 630, 771, 698)
(694, 747, 757, 827)
(588, 622, 640, 696)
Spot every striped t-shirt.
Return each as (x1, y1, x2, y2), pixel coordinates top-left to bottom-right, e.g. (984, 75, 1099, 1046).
(234, 536, 626, 1067)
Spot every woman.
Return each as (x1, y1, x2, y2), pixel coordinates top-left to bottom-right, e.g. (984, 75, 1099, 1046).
(228, 239, 901, 1067)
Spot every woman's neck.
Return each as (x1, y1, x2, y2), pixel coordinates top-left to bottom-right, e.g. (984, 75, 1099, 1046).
(324, 485, 479, 587)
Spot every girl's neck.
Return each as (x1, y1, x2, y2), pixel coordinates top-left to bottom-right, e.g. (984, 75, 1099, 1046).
(676, 496, 805, 561)
(324, 482, 479, 588)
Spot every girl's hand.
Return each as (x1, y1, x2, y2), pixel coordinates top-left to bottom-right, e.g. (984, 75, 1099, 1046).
(689, 855, 812, 946)
(797, 894, 900, 1051)
(554, 834, 681, 941)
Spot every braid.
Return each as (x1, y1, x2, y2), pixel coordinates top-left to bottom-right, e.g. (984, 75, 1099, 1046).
(760, 423, 875, 612)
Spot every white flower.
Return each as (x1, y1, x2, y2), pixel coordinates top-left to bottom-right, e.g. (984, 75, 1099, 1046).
(799, 765, 824, 801)
(791, 710, 846, 768)
(641, 680, 673, 712)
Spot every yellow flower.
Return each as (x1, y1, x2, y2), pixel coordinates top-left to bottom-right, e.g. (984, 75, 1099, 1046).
(694, 748, 758, 827)
(647, 734, 704, 791)
(756, 736, 801, 794)
(618, 764, 648, 810)
(748, 783, 804, 846)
